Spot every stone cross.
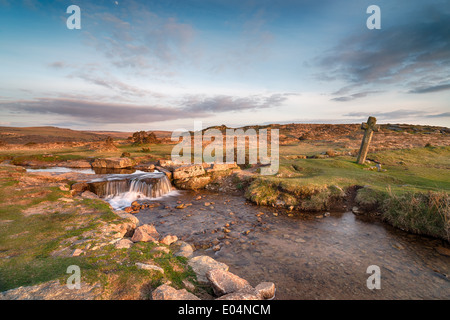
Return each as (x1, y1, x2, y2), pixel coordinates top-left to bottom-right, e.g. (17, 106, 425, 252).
(356, 116, 379, 164)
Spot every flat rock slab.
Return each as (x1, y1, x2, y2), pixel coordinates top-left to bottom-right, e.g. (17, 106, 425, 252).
(92, 157, 133, 169)
(152, 284, 200, 300)
(188, 255, 229, 283)
(0, 280, 101, 300)
(173, 164, 206, 180)
(135, 263, 164, 273)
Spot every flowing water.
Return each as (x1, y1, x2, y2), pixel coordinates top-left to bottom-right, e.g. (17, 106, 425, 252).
(88, 171, 177, 209)
(25, 166, 450, 299)
(136, 190, 450, 300)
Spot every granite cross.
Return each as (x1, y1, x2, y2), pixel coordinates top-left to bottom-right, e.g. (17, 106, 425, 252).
(356, 116, 379, 164)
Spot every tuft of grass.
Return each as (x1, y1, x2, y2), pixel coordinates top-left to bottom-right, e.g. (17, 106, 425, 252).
(382, 190, 449, 241)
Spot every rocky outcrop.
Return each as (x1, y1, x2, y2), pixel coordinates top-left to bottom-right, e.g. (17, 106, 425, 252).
(91, 157, 133, 169)
(157, 161, 241, 190)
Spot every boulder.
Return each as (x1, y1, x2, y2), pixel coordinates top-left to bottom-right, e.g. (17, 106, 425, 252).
(172, 164, 205, 180)
(160, 235, 178, 246)
(152, 284, 200, 300)
(91, 157, 133, 169)
(206, 269, 252, 296)
(131, 224, 159, 243)
(172, 241, 194, 258)
(255, 282, 276, 300)
(115, 238, 134, 249)
(188, 255, 229, 283)
(174, 176, 211, 190)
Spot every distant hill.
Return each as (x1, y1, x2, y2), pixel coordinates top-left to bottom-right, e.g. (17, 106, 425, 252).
(0, 126, 108, 144)
(0, 124, 447, 146)
(0, 126, 173, 144)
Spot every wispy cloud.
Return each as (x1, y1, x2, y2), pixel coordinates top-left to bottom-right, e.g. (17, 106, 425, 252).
(180, 93, 296, 113)
(317, 8, 450, 94)
(344, 109, 450, 120)
(81, 5, 197, 76)
(408, 83, 450, 94)
(0, 92, 295, 125)
(331, 91, 381, 102)
(0, 98, 202, 124)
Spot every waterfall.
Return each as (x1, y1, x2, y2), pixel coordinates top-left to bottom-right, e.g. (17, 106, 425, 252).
(88, 172, 175, 209)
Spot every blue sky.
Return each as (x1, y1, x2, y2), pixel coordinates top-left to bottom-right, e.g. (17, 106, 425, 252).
(0, 0, 449, 131)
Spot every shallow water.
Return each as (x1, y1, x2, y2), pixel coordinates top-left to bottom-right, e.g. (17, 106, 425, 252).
(25, 166, 147, 175)
(26, 167, 97, 174)
(137, 190, 450, 300)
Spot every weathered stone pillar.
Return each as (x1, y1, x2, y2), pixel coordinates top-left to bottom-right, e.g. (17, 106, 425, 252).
(356, 116, 379, 164)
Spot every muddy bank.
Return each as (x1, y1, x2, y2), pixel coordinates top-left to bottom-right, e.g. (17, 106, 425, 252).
(136, 190, 450, 300)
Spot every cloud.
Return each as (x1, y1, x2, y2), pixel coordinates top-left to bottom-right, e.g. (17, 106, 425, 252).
(408, 83, 450, 94)
(181, 93, 296, 113)
(343, 109, 450, 120)
(82, 5, 196, 74)
(331, 91, 381, 102)
(0, 98, 206, 124)
(317, 8, 450, 93)
(0, 92, 295, 125)
(47, 61, 67, 69)
(425, 112, 450, 118)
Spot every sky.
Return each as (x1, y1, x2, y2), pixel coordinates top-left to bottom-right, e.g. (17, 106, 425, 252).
(0, 0, 449, 131)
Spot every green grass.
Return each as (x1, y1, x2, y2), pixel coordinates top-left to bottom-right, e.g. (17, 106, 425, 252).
(382, 190, 449, 240)
(0, 165, 200, 297)
(245, 146, 450, 240)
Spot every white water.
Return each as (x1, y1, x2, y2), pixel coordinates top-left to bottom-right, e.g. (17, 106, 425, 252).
(91, 171, 177, 210)
(106, 189, 181, 210)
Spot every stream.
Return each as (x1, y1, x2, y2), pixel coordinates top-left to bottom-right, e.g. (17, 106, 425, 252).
(25, 166, 450, 299)
(137, 190, 450, 300)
